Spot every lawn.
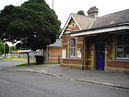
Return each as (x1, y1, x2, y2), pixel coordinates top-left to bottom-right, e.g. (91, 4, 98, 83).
(1, 56, 27, 61)
(16, 63, 35, 66)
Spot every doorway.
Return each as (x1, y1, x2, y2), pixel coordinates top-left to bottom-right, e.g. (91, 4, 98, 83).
(96, 44, 105, 70)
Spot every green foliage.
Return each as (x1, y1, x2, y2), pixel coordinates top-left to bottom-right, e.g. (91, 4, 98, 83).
(0, 41, 3, 55)
(77, 10, 85, 15)
(0, 40, 9, 55)
(2, 56, 27, 61)
(10, 46, 16, 53)
(16, 63, 29, 66)
(0, 0, 61, 51)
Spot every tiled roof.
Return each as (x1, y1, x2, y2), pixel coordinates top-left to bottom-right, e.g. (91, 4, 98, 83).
(91, 8, 129, 29)
(59, 13, 95, 38)
(60, 8, 129, 38)
(72, 14, 95, 29)
(48, 39, 61, 47)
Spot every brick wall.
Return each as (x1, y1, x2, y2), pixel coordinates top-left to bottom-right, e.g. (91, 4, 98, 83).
(62, 34, 70, 44)
(105, 35, 129, 72)
(62, 17, 83, 66)
(85, 38, 94, 69)
(63, 58, 82, 64)
(48, 47, 61, 63)
(64, 18, 80, 32)
(108, 62, 129, 69)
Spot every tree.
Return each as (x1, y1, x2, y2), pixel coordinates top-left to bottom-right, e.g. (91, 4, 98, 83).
(0, 41, 3, 55)
(0, 40, 9, 55)
(0, 0, 61, 51)
(10, 46, 16, 54)
(77, 10, 85, 15)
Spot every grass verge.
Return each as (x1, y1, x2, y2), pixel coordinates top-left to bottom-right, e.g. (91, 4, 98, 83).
(0, 56, 29, 61)
(16, 63, 36, 66)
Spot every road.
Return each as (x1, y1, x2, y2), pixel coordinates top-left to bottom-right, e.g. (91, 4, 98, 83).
(0, 60, 26, 68)
(0, 70, 129, 97)
(0, 61, 129, 97)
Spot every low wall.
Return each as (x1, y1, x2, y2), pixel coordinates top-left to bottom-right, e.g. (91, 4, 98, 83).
(61, 58, 82, 69)
(106, 61, 129, 73)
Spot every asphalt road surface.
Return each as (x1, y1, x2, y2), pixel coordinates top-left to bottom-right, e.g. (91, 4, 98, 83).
(0, 70, 129, 97)
(0, 60, 26, 68)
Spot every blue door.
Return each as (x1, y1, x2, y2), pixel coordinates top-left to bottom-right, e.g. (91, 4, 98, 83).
(96, 44, 105, 70)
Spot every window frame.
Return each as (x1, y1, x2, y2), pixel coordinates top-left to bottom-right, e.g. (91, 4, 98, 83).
(116, 34, 129, 59)
(69, 38, 76, 58)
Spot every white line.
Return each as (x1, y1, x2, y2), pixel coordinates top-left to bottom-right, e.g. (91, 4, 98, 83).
(0, 79, 10, 84)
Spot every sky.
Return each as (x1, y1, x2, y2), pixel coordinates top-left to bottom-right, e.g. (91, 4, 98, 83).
(0, 0, 129, 28)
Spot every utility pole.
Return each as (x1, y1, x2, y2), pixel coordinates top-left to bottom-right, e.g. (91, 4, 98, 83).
(52, 0, 54, 9)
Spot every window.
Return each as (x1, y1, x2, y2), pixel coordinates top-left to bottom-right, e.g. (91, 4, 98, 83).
(70, 38, 76, 57)
(117, 34, 129, 59)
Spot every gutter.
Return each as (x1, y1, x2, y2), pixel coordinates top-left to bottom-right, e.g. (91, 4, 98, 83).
(71, 24, 129, 37)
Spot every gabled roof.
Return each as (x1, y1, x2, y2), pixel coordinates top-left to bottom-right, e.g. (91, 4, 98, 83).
(59, 13, 95, 38)
(72, 14, 95, 29)
(48, 39, 61, 47)
(91, 8, 129, 29)
(71, 24, 129, 37)
(60, 8, 129, 38)
(71, 8, 129, 37)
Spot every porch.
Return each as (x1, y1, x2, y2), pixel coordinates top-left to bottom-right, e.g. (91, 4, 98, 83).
(71, 25, 129, 72)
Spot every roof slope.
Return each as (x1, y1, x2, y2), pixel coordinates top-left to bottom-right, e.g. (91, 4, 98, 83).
(59, 13, 95, 38)
(72, 14, 95, 29)
(48, 39, 61, 47)
(91, 9, 129, 29)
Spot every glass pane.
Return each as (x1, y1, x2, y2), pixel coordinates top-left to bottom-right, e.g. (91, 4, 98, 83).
(117, 46, 124, 58)
(124, 46, 129, 58)
(71, 48, 74, 56)
(117, 35, 123, 45)
(70, 39, 75, 57)
(70, 39, 75, 47)
(117, 46, 123, 52)
(70, 48, 75, 56)
(124, 36, 129, 45)
(117, 34, 129, 58)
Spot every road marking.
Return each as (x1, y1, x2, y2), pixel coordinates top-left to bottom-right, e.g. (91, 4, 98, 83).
(0, 79, 10, 84)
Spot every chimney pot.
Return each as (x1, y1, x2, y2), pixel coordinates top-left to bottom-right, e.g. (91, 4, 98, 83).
(87, 6, 99, 17)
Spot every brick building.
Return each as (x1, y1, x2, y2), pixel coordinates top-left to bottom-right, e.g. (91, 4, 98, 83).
(46, 39, 61, 63)
(35, 39, 61, 63)
(60, 7, 129, 72)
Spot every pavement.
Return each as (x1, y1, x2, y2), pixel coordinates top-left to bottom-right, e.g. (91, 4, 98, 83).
(1, 64, 129, 90)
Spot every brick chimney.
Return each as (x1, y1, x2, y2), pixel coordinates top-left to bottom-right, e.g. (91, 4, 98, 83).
(87, 6, 99, 17)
